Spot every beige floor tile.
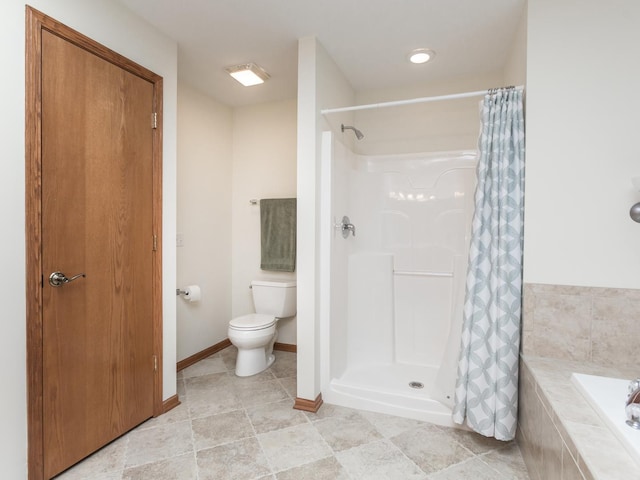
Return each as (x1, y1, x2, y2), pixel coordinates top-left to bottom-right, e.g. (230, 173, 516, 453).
(177, 377, 187, 398)
(481, 443, 531, 480)
(55, 435, 128, 480)
(336, 439, 427, 480)
(181, 355, 228, 378)
(218, 346, 239, 370)
(135, 402, 190, 431)
(359, 410, 426, 438)
(314, 412, 382, 452)
(258, 423, 333, 472)
(276, 456, 350, 479)
(124, 420, 193, 468)
(390, 423, 474, 474)
(228, 369, 278, 386)
(269, 351, 297, 378)
(277, 376, 297, 399)
(61, 348, 532, 480)
(122, 452, 197, 479)
(187, 387, 242, 420)
(60, 474, 121, 480)
(197, 437, 271, 480)
(428, 456, 509, 480)
(443, 426, 509, 454)
(237, 379, 289, 408)
(184, 372, 235, 396)
(192, 410, 255, 451)
(304, 403, 360, 422)
(246, 399, 308, 434)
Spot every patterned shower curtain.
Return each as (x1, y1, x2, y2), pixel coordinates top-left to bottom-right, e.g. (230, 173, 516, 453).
(452, 87, 525, 441)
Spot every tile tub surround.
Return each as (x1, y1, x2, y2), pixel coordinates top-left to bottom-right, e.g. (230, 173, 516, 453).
(55, 346, 530, 479)
(522, 283, 640, 366)
(518, 355, 639, 480)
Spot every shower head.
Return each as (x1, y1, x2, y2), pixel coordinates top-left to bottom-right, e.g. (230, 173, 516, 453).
(341, 124, 364, 140)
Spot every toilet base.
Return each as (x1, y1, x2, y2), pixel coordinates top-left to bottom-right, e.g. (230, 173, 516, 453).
(234, 349, 277, 377)
(230, 326, 278, 377)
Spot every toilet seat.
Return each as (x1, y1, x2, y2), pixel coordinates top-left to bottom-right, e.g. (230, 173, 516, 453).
(229, 313, 276, 331)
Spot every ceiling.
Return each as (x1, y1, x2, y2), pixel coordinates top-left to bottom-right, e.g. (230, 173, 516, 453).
(117, 0, 526, 107)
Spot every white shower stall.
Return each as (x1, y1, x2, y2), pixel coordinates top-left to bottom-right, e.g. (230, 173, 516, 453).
(319, 131, 477, 426)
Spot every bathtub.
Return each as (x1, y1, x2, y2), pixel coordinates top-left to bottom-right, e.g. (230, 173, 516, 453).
(571, 373, 640, 467)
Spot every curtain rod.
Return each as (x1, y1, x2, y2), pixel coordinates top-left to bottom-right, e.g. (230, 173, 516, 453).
(320, 85, 525, 115)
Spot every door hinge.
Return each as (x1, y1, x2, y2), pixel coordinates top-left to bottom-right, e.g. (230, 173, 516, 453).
(151, 112, 158, 129)
(153, 234, 158, 251)
(153, 355, 158, 372)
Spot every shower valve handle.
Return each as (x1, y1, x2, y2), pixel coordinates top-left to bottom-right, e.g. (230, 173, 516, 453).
(341, 216, 356, 238)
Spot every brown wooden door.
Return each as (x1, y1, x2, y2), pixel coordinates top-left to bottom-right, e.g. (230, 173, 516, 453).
(40, 29, 155, 478)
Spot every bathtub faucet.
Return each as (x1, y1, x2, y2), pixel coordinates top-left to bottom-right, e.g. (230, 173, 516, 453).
(625, 378, 640, 429)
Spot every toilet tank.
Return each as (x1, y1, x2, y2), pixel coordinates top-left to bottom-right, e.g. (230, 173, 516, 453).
(251, 280, 297, 318)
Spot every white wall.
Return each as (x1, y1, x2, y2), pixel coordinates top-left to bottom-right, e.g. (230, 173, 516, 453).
(353, 71, 505, 156)
(0, 1, 177, 477)
(503, 5, 527, 88)
(231, 99, 298, 344)
(352, 7, 526, 158)
(297, 37, 356, 401)
(524, 0, 640, 289)
(177, 83, 232, 361)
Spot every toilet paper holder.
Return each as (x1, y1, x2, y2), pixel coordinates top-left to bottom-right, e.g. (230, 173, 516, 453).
(176, 285, 201, 302)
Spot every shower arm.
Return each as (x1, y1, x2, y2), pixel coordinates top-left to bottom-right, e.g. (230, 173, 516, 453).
(341, 124, 364, 140)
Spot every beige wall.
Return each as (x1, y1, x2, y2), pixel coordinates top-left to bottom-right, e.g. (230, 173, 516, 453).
(176, 92, 298, 359)
(176, 84, 233, 361)
(231, 99, 298, 344)
(1, 0, 178, 477)
(524, 0, 640, 289)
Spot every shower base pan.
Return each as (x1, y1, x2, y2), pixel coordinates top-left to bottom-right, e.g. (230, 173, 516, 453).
(324, 363, 455, 427)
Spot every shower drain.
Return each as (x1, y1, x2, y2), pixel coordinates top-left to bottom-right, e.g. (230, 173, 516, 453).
(408, 381, 424, 389)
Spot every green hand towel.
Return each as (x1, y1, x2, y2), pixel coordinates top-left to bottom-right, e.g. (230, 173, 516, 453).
(260, 198, 296, 272)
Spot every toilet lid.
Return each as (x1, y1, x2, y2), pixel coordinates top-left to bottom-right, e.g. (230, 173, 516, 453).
(229, 314, 276, 330)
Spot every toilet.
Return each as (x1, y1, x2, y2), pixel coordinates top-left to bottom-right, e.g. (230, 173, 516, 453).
(228, 280, 296, 377)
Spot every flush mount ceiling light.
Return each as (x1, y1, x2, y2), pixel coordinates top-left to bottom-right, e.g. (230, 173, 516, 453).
(225, 63, 270, 87)
(408, 48, 436, 64)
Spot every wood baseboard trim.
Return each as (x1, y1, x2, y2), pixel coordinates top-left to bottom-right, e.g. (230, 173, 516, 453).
(274, 342, 297, 353)
(176, 338, 232, 372)
(177, 339, 296, 372)
(162, 394, 180, 414)
(293, 394, 323, 413)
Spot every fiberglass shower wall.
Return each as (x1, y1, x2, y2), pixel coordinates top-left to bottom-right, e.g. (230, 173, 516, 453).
(325, 132, 477, 379)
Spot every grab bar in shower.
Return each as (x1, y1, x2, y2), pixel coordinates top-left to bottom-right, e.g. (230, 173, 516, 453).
(393, 270, 453, 278)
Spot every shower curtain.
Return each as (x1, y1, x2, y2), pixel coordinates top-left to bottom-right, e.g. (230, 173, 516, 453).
(452, 87, 525, 441)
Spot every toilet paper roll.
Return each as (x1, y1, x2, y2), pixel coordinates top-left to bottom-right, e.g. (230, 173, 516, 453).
(182, 285, 201, 303)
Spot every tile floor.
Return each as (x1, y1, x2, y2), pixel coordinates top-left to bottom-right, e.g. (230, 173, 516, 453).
(56, 347, 530, 479)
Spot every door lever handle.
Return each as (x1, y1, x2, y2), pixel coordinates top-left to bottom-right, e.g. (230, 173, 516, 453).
(49, 271, 86, 287)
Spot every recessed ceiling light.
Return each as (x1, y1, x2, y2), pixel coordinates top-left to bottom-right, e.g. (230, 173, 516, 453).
(225, 63, 270, 87)
(408, 48, 436, 64)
